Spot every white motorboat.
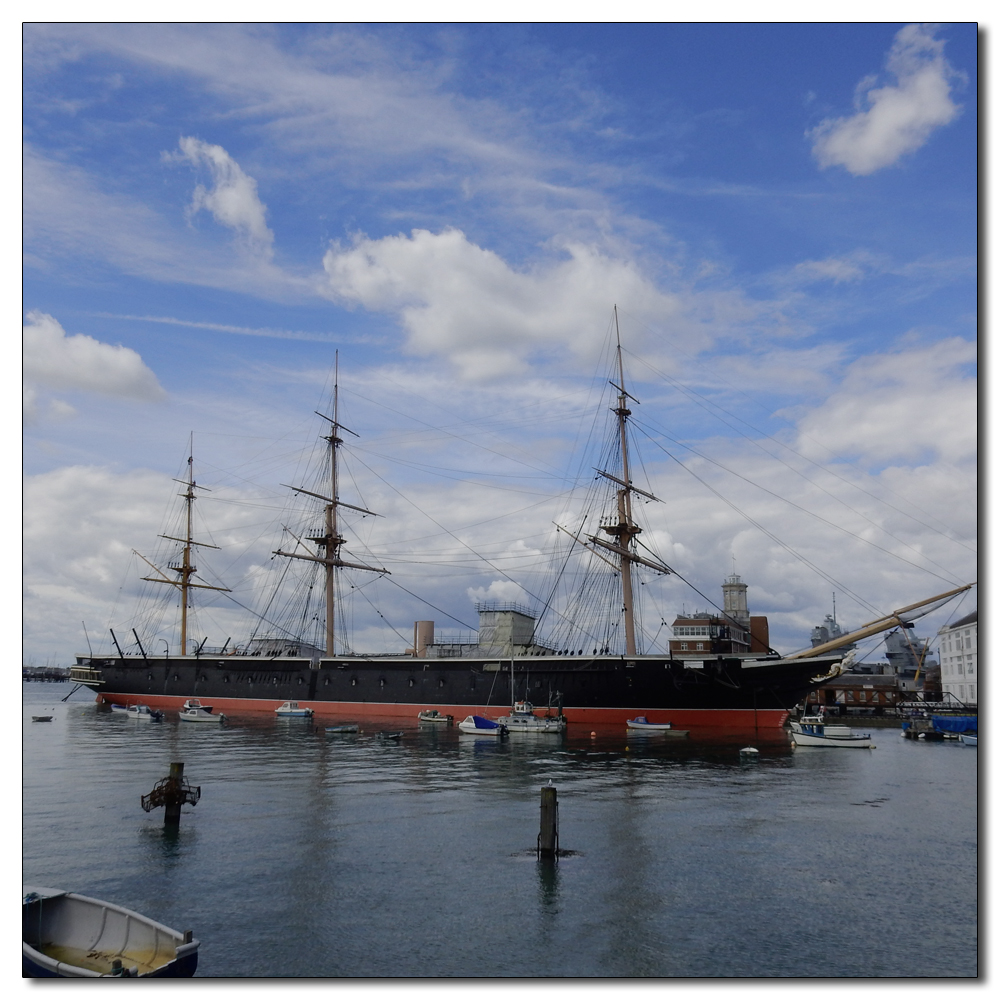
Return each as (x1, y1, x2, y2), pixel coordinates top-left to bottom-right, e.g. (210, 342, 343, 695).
(960, 733, 978, 747)
(125, 705, 163, 722)
(458, 715, 509, 736)
(274, 701, 313, 718)
(326, 724, 360, 733)
(790, 713, 875, 748)
(23, 886, 199, 977)
(109, 703, 129, 714)
(178, 703, 225, 723)
(494, 701, 566, 734)
(626, 716, 689, 736)
(417, 709, 453, 724)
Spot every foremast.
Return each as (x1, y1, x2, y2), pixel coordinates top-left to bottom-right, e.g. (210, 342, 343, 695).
(136, 442, 230, 656)
(273, 355, 389, 657)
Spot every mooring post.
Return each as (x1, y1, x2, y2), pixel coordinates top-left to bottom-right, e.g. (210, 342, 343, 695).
(164, 763, 184, 825)
(538, 780, 558, 859)
(141, 761, 200, 827)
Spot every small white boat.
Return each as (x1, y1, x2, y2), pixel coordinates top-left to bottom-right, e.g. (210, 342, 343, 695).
(417, 709, 453, 724)
(494, 701, 566, 734)
(23, 886, 199, 977)
(178, 704, 225, 723)
(274, 701, 313, 718)
(109, 703, 129, 714)
(790, 713, 875, 748)
(960, 733, 978, 747)
(458, 715, 509, 736)
(626, 716, 689, 736)
(326, 724, 360, 733)
(181, 699, 213, 712)
(125, 705, 163, 722)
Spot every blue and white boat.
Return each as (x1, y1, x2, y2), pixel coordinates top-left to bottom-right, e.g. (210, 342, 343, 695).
(23, 886, 199, 977)
(458, 715, 509, 736)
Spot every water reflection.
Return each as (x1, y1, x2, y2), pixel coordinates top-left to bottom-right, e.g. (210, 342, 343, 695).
(24, 685, 978, 978)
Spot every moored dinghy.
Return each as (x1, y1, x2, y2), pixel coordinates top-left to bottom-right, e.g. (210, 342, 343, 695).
(626, 716, 689, 736)
(417, 709, 453, 724)
(23, 886, 199, 977)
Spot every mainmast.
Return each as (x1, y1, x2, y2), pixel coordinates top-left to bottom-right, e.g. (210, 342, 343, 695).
(137, 439, 230, 655)
(582, 307, 671, 656)
(274, 354, 389, 657)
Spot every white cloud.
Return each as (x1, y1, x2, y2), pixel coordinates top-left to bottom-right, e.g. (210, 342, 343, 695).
(793, 337, 976, 465)
(323, 227, 690, 379)
(810, 24, 963, 176)
(172, 137, 274, 254)
(23, 311, 166, 418)
(23, 146, 307, 300)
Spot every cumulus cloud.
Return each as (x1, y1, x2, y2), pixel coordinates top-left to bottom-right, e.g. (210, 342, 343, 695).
(793, 337, 976, 465)
(172, 137, 274, 253)
(323, 227, 686, 379)
(810, 24, 963, 176)
(23, 311, 166, 419)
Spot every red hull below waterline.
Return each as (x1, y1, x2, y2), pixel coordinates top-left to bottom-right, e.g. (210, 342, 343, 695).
(97, 693, 788, 730)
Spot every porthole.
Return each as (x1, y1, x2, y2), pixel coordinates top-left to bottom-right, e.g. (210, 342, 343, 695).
(324, 676, 331, 685)
(408, 678, 415, 687)
(379, 679, 386, 688)
(273, 677, 278, 685)
(173, 674, 179, 682)
(297, 676, 304, 685)
(351, 678, 358, 686)
(438, 678, 445, 688)
(224, 676, 230, 683)
(147, 674, 153, 681)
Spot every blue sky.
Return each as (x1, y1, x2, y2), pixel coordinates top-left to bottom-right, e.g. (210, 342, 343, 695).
(22, 22, 978, 664)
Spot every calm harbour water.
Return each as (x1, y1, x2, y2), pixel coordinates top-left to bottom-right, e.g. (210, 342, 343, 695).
(23, 682, 977, 978)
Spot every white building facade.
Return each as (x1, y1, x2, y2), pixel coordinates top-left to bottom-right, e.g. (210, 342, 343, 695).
(937, 611, 977, 707)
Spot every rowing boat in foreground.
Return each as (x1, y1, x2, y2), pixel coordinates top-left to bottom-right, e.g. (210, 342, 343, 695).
(22, 886, 198, 977)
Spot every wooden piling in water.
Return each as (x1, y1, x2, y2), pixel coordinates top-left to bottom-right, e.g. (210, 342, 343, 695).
(164, 763, 184, 825)
(538, 781, 558, 859)
(141, 761, 200, 826)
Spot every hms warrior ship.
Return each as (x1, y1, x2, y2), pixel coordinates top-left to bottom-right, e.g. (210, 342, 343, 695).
(70, 327, 973, 730)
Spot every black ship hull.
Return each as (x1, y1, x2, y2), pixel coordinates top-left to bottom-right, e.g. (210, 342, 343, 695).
(72, 651, 841, 729)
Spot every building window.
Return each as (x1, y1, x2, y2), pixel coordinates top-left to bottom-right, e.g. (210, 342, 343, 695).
(696, 643, 704, 651)
(680, 643, 688, 650)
